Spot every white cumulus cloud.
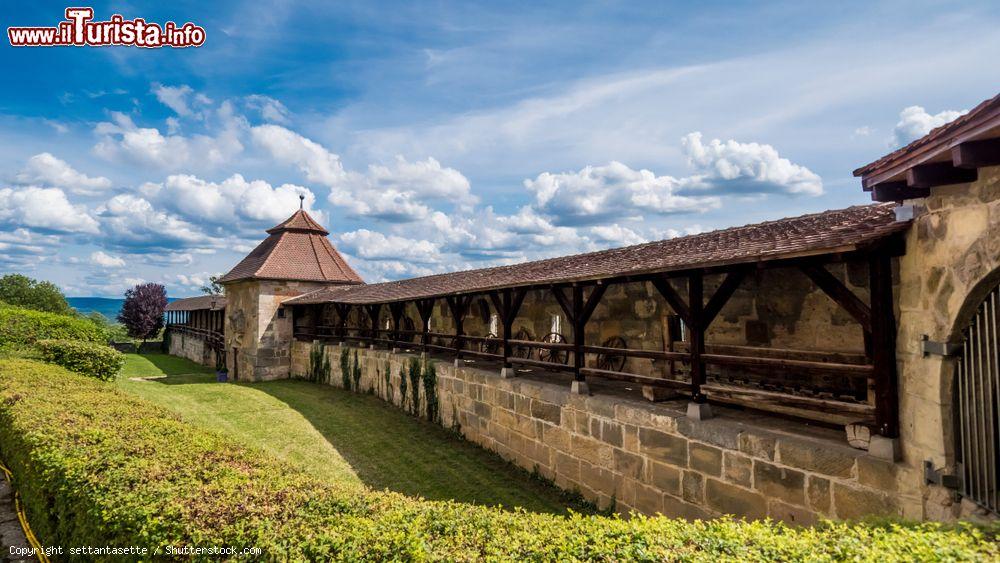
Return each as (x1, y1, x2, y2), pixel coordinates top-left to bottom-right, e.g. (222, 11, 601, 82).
(91, 251, 125, 268)
(15, 153, 112, 195)
(680, 132, 823, 196)
(891, 105, 967, 147)
(0, 186, 99, 234)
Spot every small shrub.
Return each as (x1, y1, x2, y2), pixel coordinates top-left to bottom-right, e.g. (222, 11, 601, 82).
(407, 358, 421, 415)
(339, 346, 350, 389)
(398, 365, 407, 408)
(35, 339, 125, 381)
(309, 342, 330, 384)
(0, 304, 106, 348)
(422, 360, 438, 422)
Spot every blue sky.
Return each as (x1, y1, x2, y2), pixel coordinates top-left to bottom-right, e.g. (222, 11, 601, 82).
(1, 1, 998, 297)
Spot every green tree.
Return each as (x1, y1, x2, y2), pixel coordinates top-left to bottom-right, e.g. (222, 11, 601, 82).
(0, 274, 73, 315)
(200, 275, 224, 296)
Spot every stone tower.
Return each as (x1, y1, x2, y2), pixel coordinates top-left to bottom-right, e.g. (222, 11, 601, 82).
(218, 208, 363, 380)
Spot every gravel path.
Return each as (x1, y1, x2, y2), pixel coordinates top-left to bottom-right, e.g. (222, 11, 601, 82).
(0, 471, 33, 562)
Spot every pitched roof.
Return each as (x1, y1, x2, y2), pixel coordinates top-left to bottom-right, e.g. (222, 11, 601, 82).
(853, 92, 1000, 188)
(285, 203, 908, 306)
(219, 210, 364, 285)
(165, 295, 226, 311)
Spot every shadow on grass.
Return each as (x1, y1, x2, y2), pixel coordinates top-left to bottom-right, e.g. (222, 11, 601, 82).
(241, 380, 597, 515)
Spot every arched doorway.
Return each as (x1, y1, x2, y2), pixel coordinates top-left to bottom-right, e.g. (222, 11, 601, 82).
(954, 281, 999, 515)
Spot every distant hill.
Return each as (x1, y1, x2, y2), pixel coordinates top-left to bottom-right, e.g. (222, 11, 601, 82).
(67, 297, 179, 320)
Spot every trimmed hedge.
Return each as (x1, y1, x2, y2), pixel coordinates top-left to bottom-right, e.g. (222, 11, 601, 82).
(35, 339, 125, 381)
(0, 304, 106, 349)
(0, 359, 997, 561)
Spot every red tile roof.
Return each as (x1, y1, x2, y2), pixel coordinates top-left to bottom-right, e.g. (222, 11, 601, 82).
(165, 295, 226, 311)
(853, 92, 1000, 188)
(285, 203, 908, 306)
(219, 210, 364, 285)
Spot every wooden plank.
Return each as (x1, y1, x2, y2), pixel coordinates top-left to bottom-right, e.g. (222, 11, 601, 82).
(800, 264, 872, 333)
(579, 367, 690, 389)
(581, 345, 688, 361)
(870, 181, 929, 202)
(951, 138, 1000, 169)
(508, 356, 576, 372)
(702, 383, 875, 426)
(702, 353, 873, 376)
(906, 161, 977, 189)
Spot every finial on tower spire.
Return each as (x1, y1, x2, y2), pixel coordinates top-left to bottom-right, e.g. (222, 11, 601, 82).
(299, 194, 305, 210)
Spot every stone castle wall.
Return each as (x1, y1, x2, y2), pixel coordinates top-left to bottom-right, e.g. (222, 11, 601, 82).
(167, 330, 217, 367)
(291, 341, 915, 522)
(894, 165, 1000, 521)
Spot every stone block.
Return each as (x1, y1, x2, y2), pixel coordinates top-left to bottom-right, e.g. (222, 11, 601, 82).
(689, 443, 723, 476)
(639, 428, 688, 466)
(753, 461, 805, 505)
(622, 424, 640, 453)
(661, 496, 715, 520)
(542, 425, 572, 453)
(634, 483, 664, 515)
(806, 476, 831, 514)
(868, 435, 901, 462)
(833, 483, 899, 519)
(776, 438, 856, 478)
(554, 451, 581, 482)
(572, 435, 614, 468)
(614, 448, 644, 480)
(599, 420, 624, 448)
(649, 462, 681, 495)
(686, 401, 713, 420)
(676, 417, 740, 449)
(530, 399, 562, 424)
(857, 455, 899, 492)
(768, 500, 818, 527)
(723, 451, 752, 487)
(682, 470, 704, 504)
(705, 478, 767, 520)
(642, 385, 680, 402)
(739, 432, 776, 460)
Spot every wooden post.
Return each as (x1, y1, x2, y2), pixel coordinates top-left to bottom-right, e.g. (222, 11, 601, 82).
(366, 304, 382, 347)
(389, 302, 405, 346)
(335, 303, 351, 341)
(416, 299, 435, 352)
(572, 285, 584, 383)
(869, 253, 899, 438)
(490, 288, 527, 369)
(688, 271, 706, 403)
(446, 295, 472, 358)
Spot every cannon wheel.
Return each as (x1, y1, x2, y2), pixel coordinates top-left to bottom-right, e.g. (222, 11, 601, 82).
(512, 328, 534, 359)
(597, 336, 627, 372)
(480, 332, 500, 354)
(539, 332, 569, 365)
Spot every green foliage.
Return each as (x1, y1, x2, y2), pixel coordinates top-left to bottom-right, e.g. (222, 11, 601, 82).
(383, 360, 392, 402)
(0, 303, 106, 349)
(398, 365, 408, 408)
(339, 347, 351, 390)
(2, 358, 998, 561)
(35, 339, 125, 381)
(85, 312, 131, 342)
(352, 350, 362, 391)
(0, 274, 73, 315)
(308, 342, 331, 384)
(422, 360, 439, 423)
(407, 358, 421, 415)
(200, 275, 224, 296)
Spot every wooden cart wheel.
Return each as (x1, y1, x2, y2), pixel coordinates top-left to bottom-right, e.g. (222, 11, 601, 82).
(480, 332, 500, 354)
(539, 332, 569, 365)
(597, 336, 627, 372)
(512, 328, 534, 359)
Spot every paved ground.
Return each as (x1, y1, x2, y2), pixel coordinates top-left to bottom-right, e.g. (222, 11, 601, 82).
(0, 471, 33, 562)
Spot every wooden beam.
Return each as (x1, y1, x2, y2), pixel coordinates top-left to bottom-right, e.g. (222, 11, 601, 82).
(550, 286, 575, 322)
(572, 285, 585, 383)
(416, 298, 435, 351)
(800, 264, 872, 333)
(688, 271, 706, 403)
(869, 253, 899, 438)
(906, 161, 977, 189)
(703, 269, 747, 326)
(651, 274, 690, 324)
(951, 138, 1000, 169)
(870, 181, 929, 202)
(579, 283, 608, 325)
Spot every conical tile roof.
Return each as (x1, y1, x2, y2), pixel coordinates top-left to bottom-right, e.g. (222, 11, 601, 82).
(219, 210, 363, 285)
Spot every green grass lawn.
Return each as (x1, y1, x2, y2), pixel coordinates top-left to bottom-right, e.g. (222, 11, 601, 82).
(118, 353, 591, 514)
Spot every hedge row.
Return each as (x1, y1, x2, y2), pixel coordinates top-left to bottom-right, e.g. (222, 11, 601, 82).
(35, 339, 125, 381)
(0, 359, 996, 561)
(0, 304, 106, 349)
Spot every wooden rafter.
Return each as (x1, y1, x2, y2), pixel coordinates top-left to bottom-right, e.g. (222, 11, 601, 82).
(951, 138, 1000, 169)
(906, 161, 977, 189)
